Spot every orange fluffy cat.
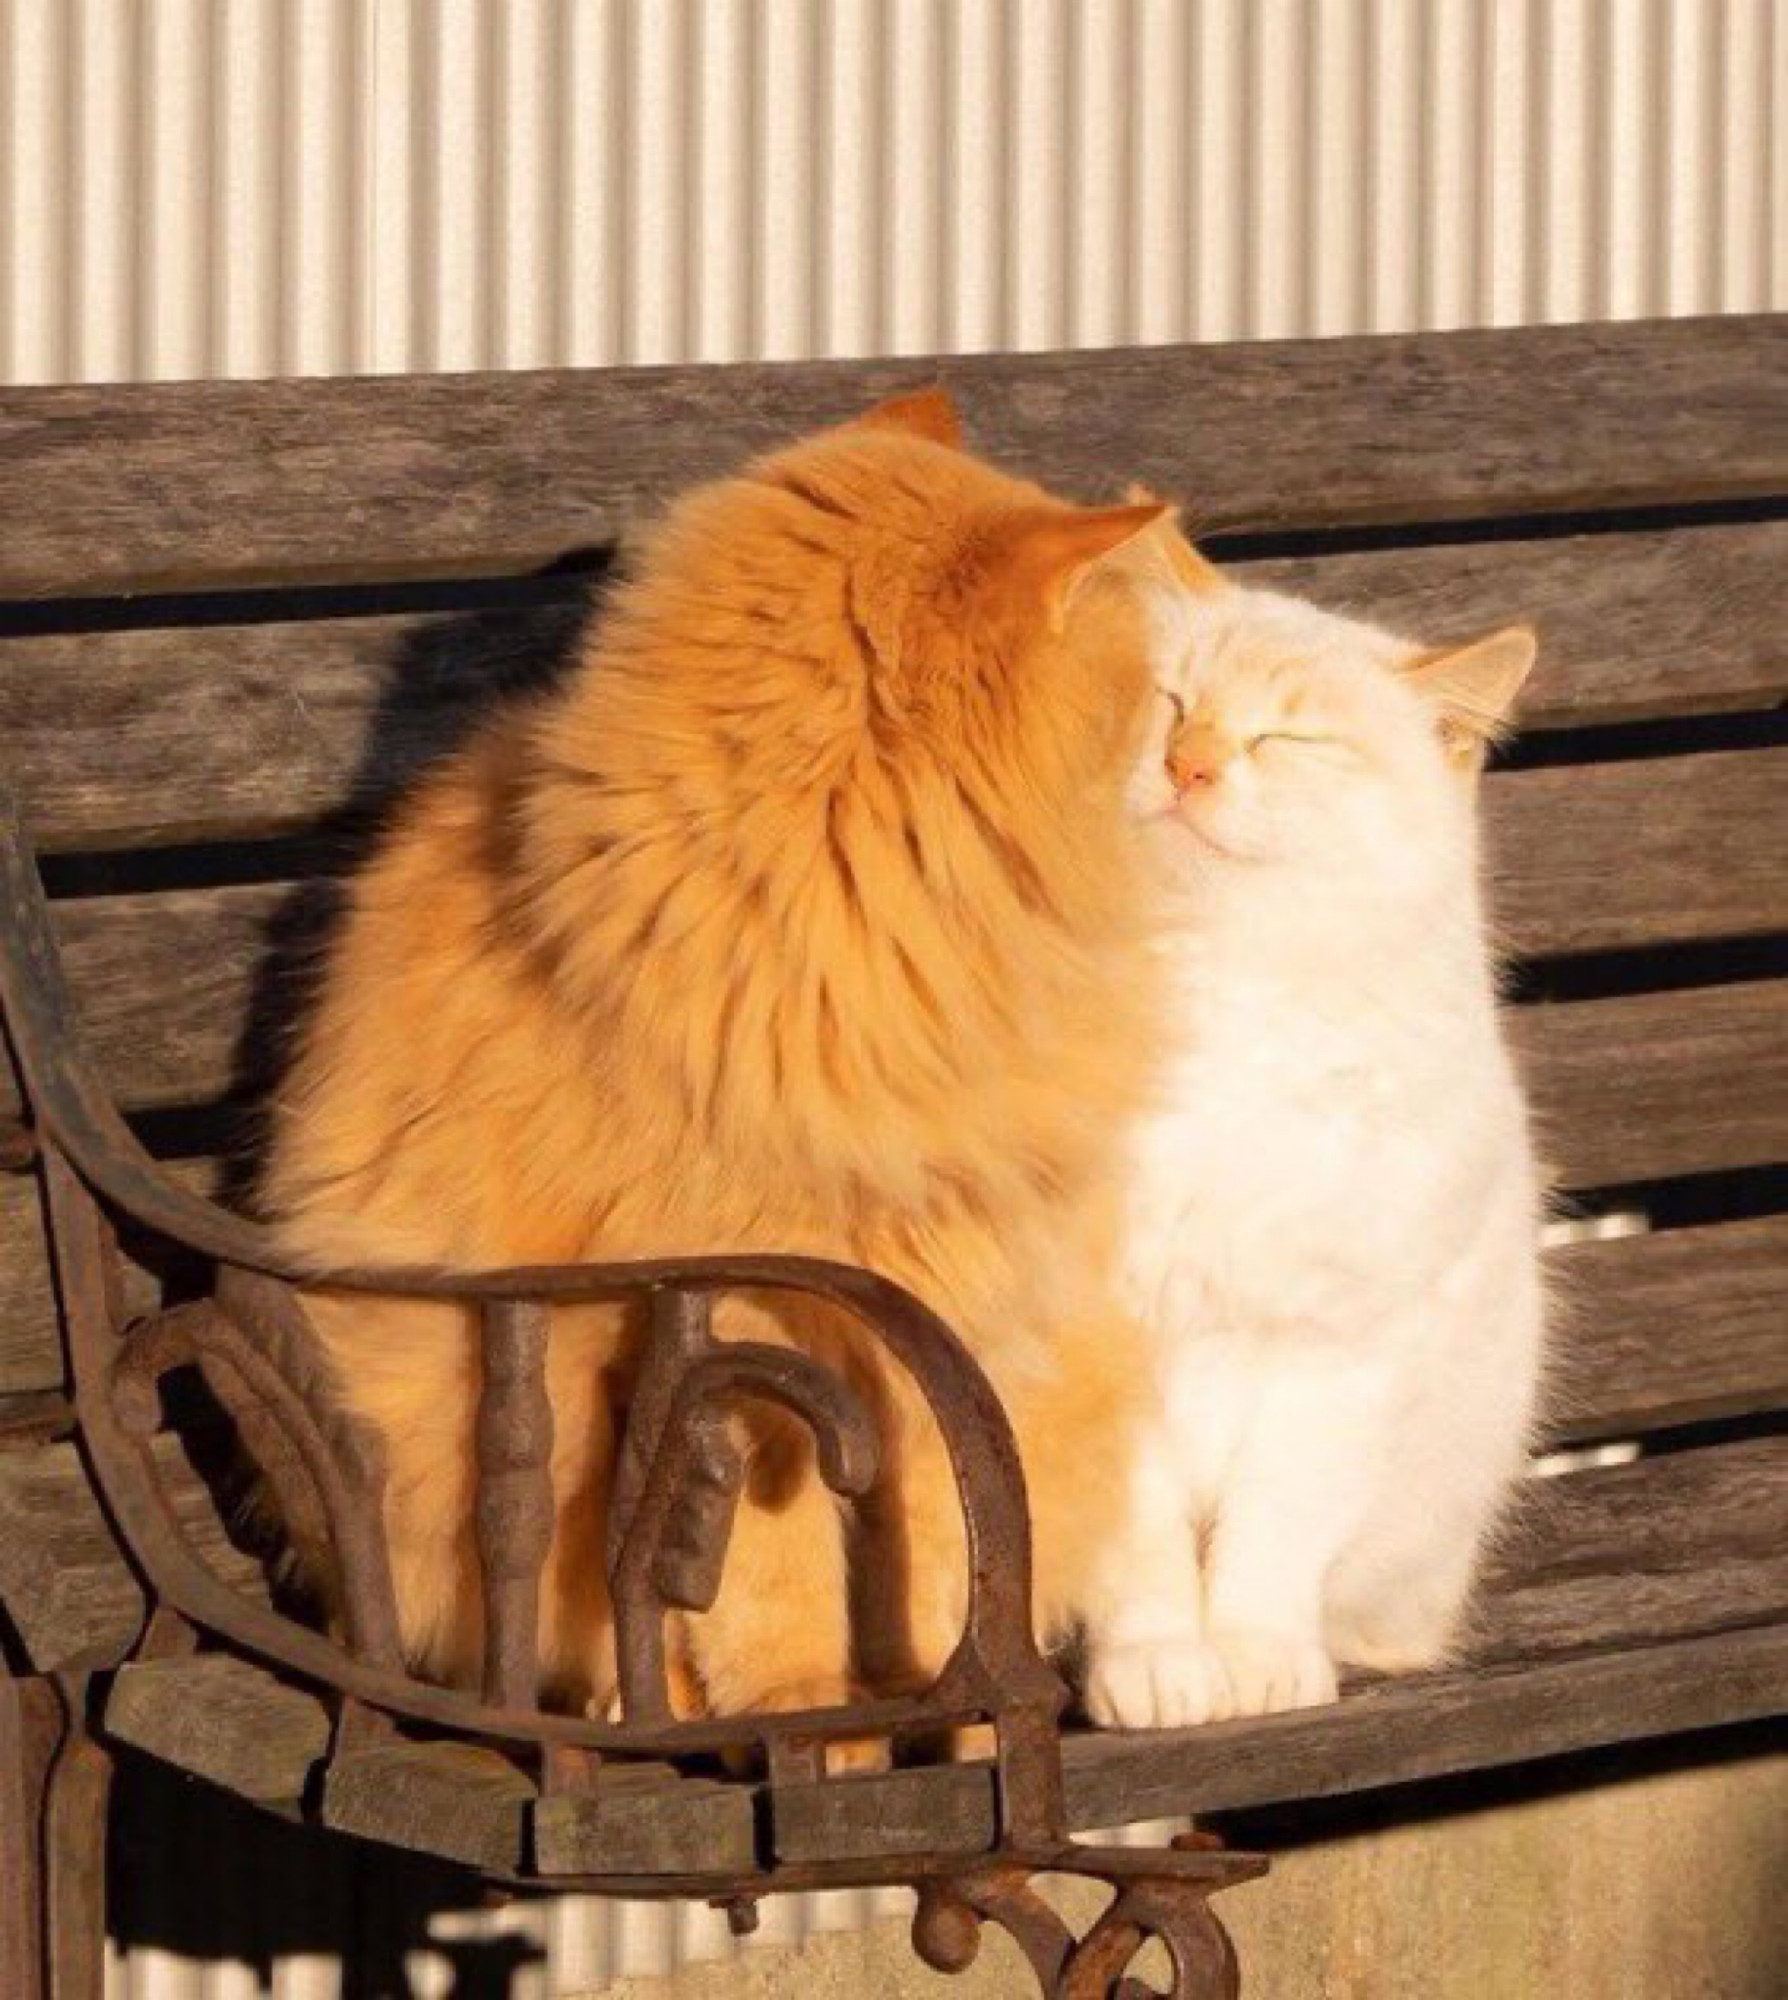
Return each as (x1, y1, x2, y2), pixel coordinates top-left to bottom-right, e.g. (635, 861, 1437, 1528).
(261, 390, 1170, 1726)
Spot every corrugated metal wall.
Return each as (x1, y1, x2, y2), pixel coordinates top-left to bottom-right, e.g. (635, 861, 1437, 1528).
(3, 0, 1784, 386)
(5, 2, 1781, 1993)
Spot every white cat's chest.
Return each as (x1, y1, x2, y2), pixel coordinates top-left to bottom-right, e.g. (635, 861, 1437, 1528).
(1121, 940, 1506, 1337)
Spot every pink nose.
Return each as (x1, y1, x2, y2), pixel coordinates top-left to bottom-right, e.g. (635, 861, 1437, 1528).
(1166, 745, 1220, 792)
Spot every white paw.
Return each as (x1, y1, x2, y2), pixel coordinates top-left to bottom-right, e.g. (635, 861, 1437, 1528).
(1202, 1627, 1338, 1719)
(1082, 1635, 1229, 1730)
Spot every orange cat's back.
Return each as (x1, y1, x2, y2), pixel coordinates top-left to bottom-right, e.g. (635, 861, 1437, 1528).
(263, 391, 1172, 1714)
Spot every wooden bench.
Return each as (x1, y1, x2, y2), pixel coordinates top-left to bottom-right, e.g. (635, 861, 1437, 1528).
(2, 317, 1784, 1998)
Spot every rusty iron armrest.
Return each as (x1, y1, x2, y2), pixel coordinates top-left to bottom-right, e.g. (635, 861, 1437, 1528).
(1, 782, 1260, 1994)
(0, 786, 1061, 1771)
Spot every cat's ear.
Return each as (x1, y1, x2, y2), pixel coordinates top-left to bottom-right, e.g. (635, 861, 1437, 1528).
(1122, 483, 1225, 593)
(852, 386, 963, 448)
(1404, 625, 1538, 769)
(995, 500, 1173, 632)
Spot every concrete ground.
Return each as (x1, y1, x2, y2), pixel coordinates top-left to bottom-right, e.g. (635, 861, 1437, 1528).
(586, 1742, 1787, 1999)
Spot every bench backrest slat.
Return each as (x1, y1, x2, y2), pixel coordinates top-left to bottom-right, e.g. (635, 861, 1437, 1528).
(3, 521, 1785, 858)
(0, 318, 1779, 599)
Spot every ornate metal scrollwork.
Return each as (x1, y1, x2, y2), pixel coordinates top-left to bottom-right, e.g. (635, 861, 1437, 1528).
(914, 1834, 1264, 2000)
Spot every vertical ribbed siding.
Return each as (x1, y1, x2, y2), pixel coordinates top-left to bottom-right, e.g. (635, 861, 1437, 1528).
(3, 0, 1783, 385)
(0, 2, 1775, 1994)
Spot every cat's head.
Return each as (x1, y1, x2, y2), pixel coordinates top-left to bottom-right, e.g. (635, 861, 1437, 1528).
(1126, 508, 1535, 878)
(625, 388, 1173, 813)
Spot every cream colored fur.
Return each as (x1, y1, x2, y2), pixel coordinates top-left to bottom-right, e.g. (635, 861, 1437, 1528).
(1082, 550, 1547, 1730)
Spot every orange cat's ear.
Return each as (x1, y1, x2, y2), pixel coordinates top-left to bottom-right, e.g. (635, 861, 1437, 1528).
(1123, 483, 1225, 593)
(852, 386, 963, 448)
(994, 500, 1173, 632)
(1403, 624, 1538, 770)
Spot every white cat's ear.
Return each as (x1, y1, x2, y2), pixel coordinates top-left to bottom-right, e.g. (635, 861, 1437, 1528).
(1122, 484, 1226, 594)
(995, 500, 1173, 632)
(1404, 624, 1537, 769)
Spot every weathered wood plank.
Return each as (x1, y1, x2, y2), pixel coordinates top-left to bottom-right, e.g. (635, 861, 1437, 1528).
(1, 1433, 1779, 1872)
(531, 1773, 758, 1878)
(1248, 518, 1788, 732)
(0, 1432, 267, 1670)
(2, 883, 291, 1120)
(7, 878, 1780, 1188)
(320, 1743, 532, 1872)
(0, 1158, 206, 1394)
(765, 1441, 1788, 1849)
(1543, 1216, 1788, 1441)
(0, 319, 1780, 598)
(104, 1655, 331, 1806)
(1062, 1621, 1788, 1829)
(4, 522, 1784, 854)
(1508, 980, 1788, 1189)
(0, 600, 588, 854)
(769, 1759, 1000, 1869)
(1479, 1436, 1788, 1666)
(0, 1167, 59, 1393)
(1486, 750, 1788, 958)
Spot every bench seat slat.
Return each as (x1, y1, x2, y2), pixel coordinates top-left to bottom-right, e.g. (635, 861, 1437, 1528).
(785, 1622, 1788, 1862)
(0, 318, 1780, 599)
(814, 1440, 1788, 1841)
(3, 1429, 1780, 1844)
(5, 520, 1784, 856)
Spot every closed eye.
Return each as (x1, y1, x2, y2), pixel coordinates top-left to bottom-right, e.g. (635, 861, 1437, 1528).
(1247, 731, 1338, 751)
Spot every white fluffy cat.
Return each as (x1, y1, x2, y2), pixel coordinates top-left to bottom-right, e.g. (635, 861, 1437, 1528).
(1083, 520, 1547, 1731)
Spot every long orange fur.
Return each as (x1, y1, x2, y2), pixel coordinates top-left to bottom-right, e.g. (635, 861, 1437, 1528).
(261, 391, 1171, 1723)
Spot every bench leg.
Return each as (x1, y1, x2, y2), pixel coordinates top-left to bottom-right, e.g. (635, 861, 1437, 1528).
(1, 1677, 112, 2000)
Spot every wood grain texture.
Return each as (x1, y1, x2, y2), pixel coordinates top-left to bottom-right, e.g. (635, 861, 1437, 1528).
(1, 883, 292, 1120)
(0, 319, 1781, 598)
(1061, 1621, 1788, 1829)
(1542, 1216, 1788, 1440)
(1245, 518, 1788, 731)
(0, 1432, 265, 1671)
(531, 1775, 757, 1879)
(0, 1170, 59, 1394)
(6, 881, 1780, 1188)
(1486, 750, 1788, 958)
(0, 1157, 215, 1395)
(5, 523, 1784, 855)
(0, 1435, 1778, 1870)
(0, 599, 590, 854)
(12, 1433, 1782, 1874)
(765, 1441, 1788, 1851)
(767, 1624, 1788, 1861)
(1477, 1435, 1788, 1667)
(104, 1655, 330, 1806)
(1508, 980, 1788, 1189)
(320, 1742, 532, 1872)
